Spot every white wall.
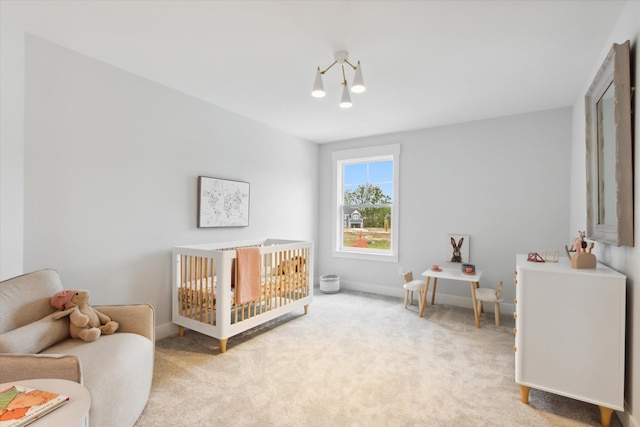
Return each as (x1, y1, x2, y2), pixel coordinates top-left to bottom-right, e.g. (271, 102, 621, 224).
(318, 108, 572, 313)
(23, 35, 319, 338)
(570, 2, 639, 425)
(0, 9, 25, 280)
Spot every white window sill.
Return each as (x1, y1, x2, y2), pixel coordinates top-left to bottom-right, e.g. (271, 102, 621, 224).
(332, 250, 398, 263)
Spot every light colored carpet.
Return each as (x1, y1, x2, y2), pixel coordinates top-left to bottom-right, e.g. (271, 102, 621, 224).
(135, 290, 621, 427)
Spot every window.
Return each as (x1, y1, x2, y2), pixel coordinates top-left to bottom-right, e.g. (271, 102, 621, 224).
(332, 144, 400, 262)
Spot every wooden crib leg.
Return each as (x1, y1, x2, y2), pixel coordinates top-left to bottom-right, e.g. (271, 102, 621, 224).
(304, 304, 309, 315)
(219, 338, 228, 353)
(178, 326, 185, 337)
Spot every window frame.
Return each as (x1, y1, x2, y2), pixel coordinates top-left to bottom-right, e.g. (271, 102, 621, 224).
(331, 144, 400, 262)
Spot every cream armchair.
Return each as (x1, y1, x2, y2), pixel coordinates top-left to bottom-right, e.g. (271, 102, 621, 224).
(0, 269, 155, 427)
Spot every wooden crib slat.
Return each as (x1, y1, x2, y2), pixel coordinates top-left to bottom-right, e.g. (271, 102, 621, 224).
(179, 255, 183, 317)
(282, 249, 287, 305)
(201, 257, 206, 323)
(259, 252, 265, 316)
(303, 247, 308, 296)
(277, 250, 283, 307)
(192, 256, 197, 320)
(233, 253, 239, 324)
(265, 251, 270, 313)
(190, 255, 196, 321)
(298, 249, 302, 297)
(194, 256, 200, 321)
(200, 257, 206, 323)
(271, 252, 282, 309)
(286, 249, 292, 304)
(264, 254, 268, 312)
(272, 251, 277, 310)
(197, 256, 202, 323)
(284, 250, 289, 307)
(203, 257, 209, 325)
(272, 251, 276, 311)
(294, 249, 299, 297)
(283, 249, 288, 305)
(291, 249, 298, 299)
(292, 249, 298, 300)
(192, 256, 197, 321)
(299, 248, 306, 296)
(185, 254, 190, 316)
(211, 257, 216, 326)
(180, 255, 185, 317)
(185, 255, 189, 319)
(206, 257, 211, 319)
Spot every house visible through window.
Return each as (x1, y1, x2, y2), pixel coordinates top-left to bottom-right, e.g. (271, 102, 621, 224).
(332, 144, 399, 262)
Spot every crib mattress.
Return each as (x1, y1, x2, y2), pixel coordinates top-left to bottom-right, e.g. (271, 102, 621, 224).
(178, 272, 307, 310)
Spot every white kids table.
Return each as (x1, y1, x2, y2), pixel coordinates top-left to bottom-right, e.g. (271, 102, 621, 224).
(419, 267, 483, 328)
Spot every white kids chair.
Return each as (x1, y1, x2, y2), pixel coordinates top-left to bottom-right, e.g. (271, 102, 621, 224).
(474, 281, 504, 326)
(402, 272, 425, 309)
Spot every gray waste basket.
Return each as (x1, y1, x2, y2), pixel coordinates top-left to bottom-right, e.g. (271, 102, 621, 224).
(320, 274, 340, 294)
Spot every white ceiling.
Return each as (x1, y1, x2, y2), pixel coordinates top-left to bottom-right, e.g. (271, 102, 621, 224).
(3, 1, 627, 143)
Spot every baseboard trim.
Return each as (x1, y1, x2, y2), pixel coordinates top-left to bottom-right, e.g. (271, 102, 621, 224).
(155, 322, 179, 340)
(327, 278, 516, 315)
(618, 403, 639, 427)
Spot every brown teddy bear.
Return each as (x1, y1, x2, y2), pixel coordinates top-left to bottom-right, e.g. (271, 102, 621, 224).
(51, 290, 119, 342)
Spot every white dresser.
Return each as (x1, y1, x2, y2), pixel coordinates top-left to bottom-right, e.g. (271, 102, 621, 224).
(514, 254, 625, 427)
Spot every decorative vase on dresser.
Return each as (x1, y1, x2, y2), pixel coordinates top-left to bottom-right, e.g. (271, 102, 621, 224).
(514, 254, 626, 427)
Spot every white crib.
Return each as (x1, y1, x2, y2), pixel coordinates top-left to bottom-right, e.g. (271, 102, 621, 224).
(172, 239, 313, 352)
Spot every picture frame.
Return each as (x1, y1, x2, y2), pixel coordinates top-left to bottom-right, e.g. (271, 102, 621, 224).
(445, 234, 469, 263)
(198, 176, 250, 228)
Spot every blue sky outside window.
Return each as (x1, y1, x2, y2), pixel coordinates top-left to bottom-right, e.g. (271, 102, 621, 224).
(343, 160, 393, 201)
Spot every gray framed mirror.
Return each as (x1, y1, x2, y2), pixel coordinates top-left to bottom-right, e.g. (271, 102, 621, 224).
(585, 41, 633, 247)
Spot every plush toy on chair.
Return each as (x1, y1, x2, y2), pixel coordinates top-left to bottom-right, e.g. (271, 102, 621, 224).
(51, 290, 119, 342)
(402, 272, 425, 309)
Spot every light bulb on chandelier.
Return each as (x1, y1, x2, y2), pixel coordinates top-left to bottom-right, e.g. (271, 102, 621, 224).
(312, 51, 365, 108)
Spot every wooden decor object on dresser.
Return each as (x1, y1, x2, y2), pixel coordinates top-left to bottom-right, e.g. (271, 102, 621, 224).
(514, 254, 626, 427)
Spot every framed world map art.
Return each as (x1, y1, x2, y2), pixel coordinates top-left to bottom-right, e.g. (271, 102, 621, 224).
(198, 176, 250, 227)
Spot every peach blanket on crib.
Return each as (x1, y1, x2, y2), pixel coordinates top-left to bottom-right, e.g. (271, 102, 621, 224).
(235, 246, 261, 304)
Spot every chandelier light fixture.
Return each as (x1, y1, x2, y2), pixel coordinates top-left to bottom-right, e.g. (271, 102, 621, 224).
(312, 51, 365, 108)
